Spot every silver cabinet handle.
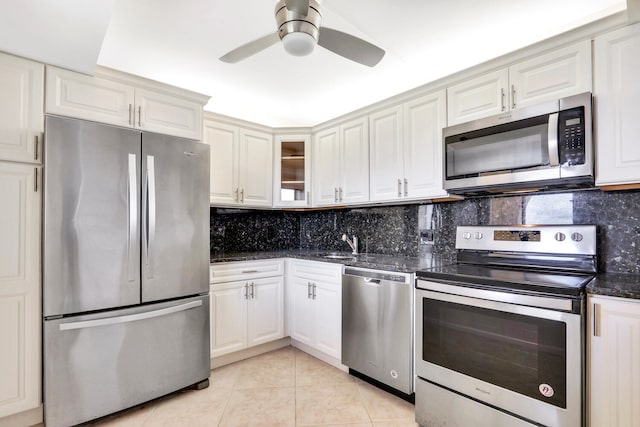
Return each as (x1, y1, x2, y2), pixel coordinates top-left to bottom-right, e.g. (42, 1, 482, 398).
(397, 179, 402, 197)
(128, 104, 133, 126)
(593, 303, 600, 337)
(240, 188, 244, 203)
(242, 270, 258, 274)
(60, 300, 202, 331)
(307, 282, 312, 299)
(144, 155, 156, 277)
(138, 106, 142, 127)
(250, 283, 255, 299)
(547, 113, 560, 167)
(244, 283, 249, 299)
(339, 187, 343, 202)
(234, 188, 239, 202)
(334, 187, 338, 203)
(127, 153, 138, 282)
(511, 84, 516, 109)
(500, 88, 505, 111)
(34, 135, 39, 160)
(404, 178, 408, 197)
(34, 167, 38, 192)
(312, 283, 317, 300)
(307, 191, 310, 206)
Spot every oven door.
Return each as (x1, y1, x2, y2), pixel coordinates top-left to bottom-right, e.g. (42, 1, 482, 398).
(415, 280, 582, 427)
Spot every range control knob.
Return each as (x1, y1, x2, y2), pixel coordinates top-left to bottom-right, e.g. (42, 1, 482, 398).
(463, 232, 472, 240)
(571, 232, 584, 242)
(554, 232, 566, 242)
(475, 232, 484, 239)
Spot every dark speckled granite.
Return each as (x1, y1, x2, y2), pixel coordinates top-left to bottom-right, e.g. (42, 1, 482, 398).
(211, 188, 640, 298)
(588, 273, 640, 299)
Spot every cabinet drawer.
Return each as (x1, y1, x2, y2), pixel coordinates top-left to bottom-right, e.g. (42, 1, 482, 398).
(289, 259, 342, 281)
(210, 259, 284, 284)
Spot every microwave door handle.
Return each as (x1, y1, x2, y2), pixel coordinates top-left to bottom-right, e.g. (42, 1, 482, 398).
(547, 112, 560, 166)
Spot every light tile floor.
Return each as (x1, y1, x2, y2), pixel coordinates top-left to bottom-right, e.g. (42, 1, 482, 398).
(85, 346, 418, 427)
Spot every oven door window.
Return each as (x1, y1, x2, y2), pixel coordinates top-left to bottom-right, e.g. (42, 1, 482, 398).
(422, 298, 567, 408)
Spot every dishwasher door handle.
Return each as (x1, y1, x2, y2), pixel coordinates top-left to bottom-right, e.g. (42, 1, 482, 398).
(363, 277, 381, 285)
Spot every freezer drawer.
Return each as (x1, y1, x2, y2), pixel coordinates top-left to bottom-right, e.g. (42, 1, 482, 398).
(43, 295, 210, 427)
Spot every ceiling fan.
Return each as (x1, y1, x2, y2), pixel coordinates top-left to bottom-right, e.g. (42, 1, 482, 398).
(219, 0, 385, 67)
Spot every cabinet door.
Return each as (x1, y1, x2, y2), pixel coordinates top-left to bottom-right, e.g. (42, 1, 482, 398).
(313, 280, 342, 360)
(135, 89, 203, 140)
(589, 296, 640, 427)
(403, 90, 448, 199)
(369, 105, 404, 202)
(594, 24, 640, 186)
(45, 66, 134, 128)
(340, 117, 369, 204)
(204, 120, 239, 205)
(238, 129, 273, 207)
(0, 163, 41, 418)
(273, 134, 311, 207)
(289, 277, 315, 346)
(312, 127, 340, 206)
(447, 69, 509, 125)
(247, 277, 284, 347)
(0, 53, 43, 164)
(509, 41, 591, 110)
(210, 282, 248, 358)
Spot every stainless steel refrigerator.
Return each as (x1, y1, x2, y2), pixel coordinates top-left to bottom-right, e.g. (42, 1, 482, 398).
(42, 116, 211, 427)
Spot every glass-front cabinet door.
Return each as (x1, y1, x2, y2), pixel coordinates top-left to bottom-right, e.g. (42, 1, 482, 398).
(273, 134, 311, 207)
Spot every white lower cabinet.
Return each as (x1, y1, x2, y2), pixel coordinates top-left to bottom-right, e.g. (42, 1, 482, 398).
(588, 295, 640, 427)
(0, 162, 41, 419)
(288, 260, 342, 360)
(209, 261, 284, 358)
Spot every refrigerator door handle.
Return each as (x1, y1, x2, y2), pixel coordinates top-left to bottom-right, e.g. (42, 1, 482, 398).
(127, 153, 138, 282)
(145, 155, 157, 277)
(59, 300, 203, 331)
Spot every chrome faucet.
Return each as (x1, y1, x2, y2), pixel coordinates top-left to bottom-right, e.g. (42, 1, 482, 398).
(341, 234, 359, 255)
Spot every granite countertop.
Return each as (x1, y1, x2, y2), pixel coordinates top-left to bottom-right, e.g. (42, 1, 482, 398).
(211, 250, 451, 274)
(587, 272, 640, 300)
(211, 251, 640, 299)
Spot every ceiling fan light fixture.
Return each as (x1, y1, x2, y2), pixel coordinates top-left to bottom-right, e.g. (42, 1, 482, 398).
(282, 31, 316, 56)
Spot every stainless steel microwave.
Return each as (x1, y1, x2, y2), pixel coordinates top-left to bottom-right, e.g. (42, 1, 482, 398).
(443, 92, 593, 195)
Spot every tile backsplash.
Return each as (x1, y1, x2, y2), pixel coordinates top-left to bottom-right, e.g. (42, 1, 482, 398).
(211, 188, 640, 274)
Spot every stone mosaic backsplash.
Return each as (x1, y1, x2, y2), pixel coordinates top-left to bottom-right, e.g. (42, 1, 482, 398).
(210, 188, 640, 274)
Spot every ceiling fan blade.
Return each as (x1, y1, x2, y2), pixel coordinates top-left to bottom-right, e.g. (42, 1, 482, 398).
(219, 32, 280, 63)
(285, 0, 309, 16)
(318, 27, 385, 67)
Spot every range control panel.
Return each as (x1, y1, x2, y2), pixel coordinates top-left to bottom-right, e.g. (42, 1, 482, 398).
(456, 225, 596, 255)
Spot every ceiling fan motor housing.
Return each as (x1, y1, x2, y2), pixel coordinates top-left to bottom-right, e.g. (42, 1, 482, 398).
(275, 0, 322, 44)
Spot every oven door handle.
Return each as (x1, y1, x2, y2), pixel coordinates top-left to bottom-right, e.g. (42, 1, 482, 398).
(416, 280, 576, 313)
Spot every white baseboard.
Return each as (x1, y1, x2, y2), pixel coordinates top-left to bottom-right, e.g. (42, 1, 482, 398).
(290, 339, 348, 372)
(0, 405, 43, 427)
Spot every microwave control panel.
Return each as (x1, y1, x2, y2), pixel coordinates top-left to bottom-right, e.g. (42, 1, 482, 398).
(558, 107, 585, 166)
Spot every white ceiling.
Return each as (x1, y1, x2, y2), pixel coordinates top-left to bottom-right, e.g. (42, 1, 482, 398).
(95, 0, 626, 128)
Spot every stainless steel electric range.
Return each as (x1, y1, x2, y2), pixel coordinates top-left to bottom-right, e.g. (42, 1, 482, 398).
(415, 225, 597, 427)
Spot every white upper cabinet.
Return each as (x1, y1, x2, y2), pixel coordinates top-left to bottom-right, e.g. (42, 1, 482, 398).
(594, 23, 640, 187)
(447, 41, 592, 125)
(45, 66, 206, 140)
(0, 52, 44, 164)
(312, 116, 369, 207)
(0, 162, 41, 419)
(273, 134, 311, 208)
(204, 117, 273, 208)
(369, 90, 448, 202)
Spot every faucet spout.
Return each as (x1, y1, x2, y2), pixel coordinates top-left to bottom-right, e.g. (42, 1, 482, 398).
(341, 234, 359, 255)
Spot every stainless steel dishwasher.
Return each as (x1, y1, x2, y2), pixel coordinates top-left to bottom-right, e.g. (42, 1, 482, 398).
(342, 266, 414, 396)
